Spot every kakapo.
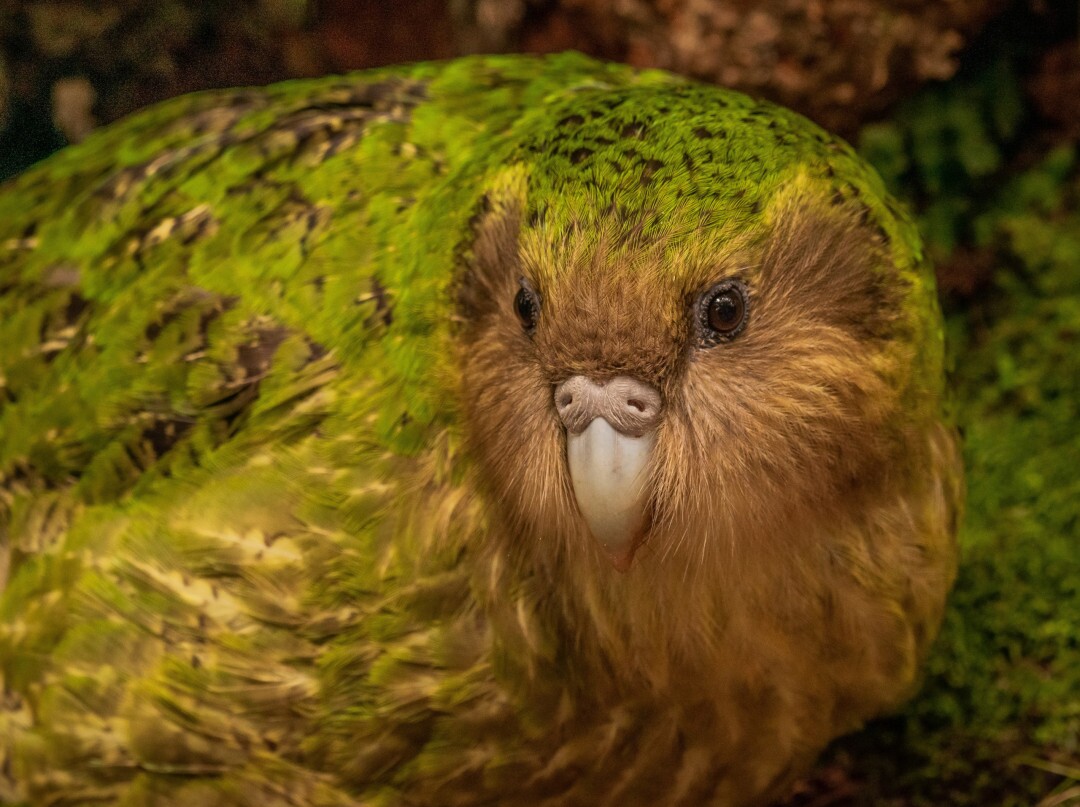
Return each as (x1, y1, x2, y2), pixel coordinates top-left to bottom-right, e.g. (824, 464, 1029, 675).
(0, 53, 961, 806)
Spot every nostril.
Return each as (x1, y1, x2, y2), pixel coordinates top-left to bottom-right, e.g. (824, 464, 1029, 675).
(555, 375, 660, 433)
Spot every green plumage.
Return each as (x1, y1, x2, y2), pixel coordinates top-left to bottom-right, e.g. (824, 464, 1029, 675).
(0, 53, 959, 806)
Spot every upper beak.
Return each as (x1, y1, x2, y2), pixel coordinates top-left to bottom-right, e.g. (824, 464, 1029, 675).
(555, 375, 662, 570)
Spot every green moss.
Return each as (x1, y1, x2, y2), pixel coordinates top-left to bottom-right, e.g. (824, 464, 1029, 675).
(857, 57, 1026, 263)
(835, 132, 1080, 804)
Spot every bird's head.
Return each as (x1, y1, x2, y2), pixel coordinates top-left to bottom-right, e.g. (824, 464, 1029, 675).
(456, 85, 943, 591)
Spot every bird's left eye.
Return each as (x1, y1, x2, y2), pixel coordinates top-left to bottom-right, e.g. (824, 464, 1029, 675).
(514, 280, 540, 333)
(698, 279, 749, 343)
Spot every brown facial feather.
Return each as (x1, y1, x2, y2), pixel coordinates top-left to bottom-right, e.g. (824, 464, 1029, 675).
(457, 181, 952, 705)
(454, 181, 957, 802)
(460, 185, 909, 554)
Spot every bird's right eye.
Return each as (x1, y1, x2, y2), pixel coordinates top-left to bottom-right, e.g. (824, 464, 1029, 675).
(515, 281, 540, 333)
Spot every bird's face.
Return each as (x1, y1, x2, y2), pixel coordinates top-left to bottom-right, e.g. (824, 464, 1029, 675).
(457, 99, 931, 590)
(461, 188, 914, 579)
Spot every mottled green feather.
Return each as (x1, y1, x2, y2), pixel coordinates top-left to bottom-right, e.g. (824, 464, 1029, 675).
(0, 53, 955, 806)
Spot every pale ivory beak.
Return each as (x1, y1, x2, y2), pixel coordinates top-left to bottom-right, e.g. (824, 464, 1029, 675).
(566, 419, 655, 569)
(555, 375, 662, 570)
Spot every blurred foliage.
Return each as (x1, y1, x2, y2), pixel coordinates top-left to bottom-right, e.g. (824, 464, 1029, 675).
(855, 1, 1077, 272)
(833, 9, 1080, 803)
(859, 57, 1026, 260)
(831, 144, 1080, 806)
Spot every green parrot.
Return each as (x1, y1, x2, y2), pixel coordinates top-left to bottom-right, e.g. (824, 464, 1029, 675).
(0, 53, 961, 806)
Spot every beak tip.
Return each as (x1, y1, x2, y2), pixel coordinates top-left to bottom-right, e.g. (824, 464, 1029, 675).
(606, 544, 638, 572)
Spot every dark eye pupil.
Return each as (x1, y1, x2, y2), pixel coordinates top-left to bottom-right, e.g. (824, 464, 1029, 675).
(515, 287, 537, 330)
(708, 291, 743, 332)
